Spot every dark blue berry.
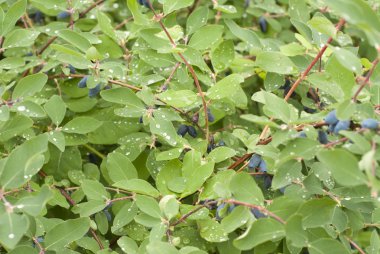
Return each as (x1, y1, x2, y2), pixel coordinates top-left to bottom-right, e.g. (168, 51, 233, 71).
(297, 131, 307, 138)
(258, 159, 267, 173)
(327, 123, 336, 133)
(333, 120, 350, 134)
(187, 126, 197, 138)
(361, 118, 379, 130)
(33, 11, 44, 24)
(251, 208, 266, 218)
(317, 130, 329, 144)
(138, 0, 150, 8)
(324, 110, 338, 125)
(207, 108, 215, 122)
(68, 64, 76, 74)
(88, 84, 101, 98)
(259, 16, 268, 33)
(244, 0, 250, 8)
(103, 210, 112, 222)
(263, 175, 272, 189)
(216, 203, 235, 220)
(57, 11, 71, 19)
(217, 140, 225, 146)
(280, 80, 295, 98)
(248, 154, 261, 169)
(77, 76, 88, 88)
(139, 116, 143, 124)
(177, 125, 188, 136)
(207, 144, 215, 153)
(303, 106, 317, 114)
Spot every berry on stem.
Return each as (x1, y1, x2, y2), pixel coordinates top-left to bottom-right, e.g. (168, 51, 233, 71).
(361, 118, 379, 130)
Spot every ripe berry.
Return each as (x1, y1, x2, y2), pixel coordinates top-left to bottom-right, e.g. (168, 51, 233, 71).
(88, 84, 101, 98)
(263, 175, 272, 189)
(77, 76, 88, 88)
(207, 144, 215, 153)
(57, 11, 71, 19)
(217, 140, 226, 146)
(68, 64, 76, 74)
(333, 120, 350, 134)
(258, 160, 267, 173)
(207, 108, 215, 122)
(177, 125, 188, 136)
(297, 131, 307, 138)
(259, 16, 267, 33)
(33, 11, 44, 24)
(324, 110, 338, 125)
(251, 208, 266, 218)
(361, 118, 379, 130)
(187, 126, 197, 138)
(248, 154, 262, 169)
(137, 0, 150, 8)
(317, 130, 329, 144)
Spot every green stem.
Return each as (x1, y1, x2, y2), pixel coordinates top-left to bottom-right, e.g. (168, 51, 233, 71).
(83, 144, 106, 160)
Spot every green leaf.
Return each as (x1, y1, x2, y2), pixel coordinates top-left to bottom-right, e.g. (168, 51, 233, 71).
(159, 195, 179, 220)
(224, 19, 262, 49)
(297, 198, 337, 228)
(12, 73, 48, 99)
(0, 134, 48, 189)
(58, 29, 92, 53)
(97, 10, 117, 41)
(288, 0, 310, 23)
(207, 146, 236, 163)
(136, 195, 162, 218)
(285, 215, 308, 247)
(1, 0, 27, 36)
(0, 115, 33, 142)
(211, 40, 235, 73)
(146, 241, 179, 254)
(117, 236, 139, 254)
(63, 116, 102, 134)
(107, 152, 138, 183)
(317, 149, 367, 186)
(150, 116, 179, 147)
(157, 90, 198, 108)
(333, 47, 362, 74)
(44, 218, 91, 251)
(307, 16, 336, 38)
(15, 185, 53, 216)
(186, 6, 209, 35)
(198, 218, 228, 242)
(111, 202, 138, 233)
(0, 213, 29, 249)
(229, 172, 264, 205)
(188, 25, 224, 50)
(207, 74, 244, 100)
(81, 179, 110, 201)
(113, 179, 160, 198)
(233, 218, 285, 250)
(164, 0, 194, 15)
(44, 95, 66, 126)
(221, 206, 252, 234)
(309, 238, 350, 254)
(255, 51, 298, 74)
(3, 29, 40, 48)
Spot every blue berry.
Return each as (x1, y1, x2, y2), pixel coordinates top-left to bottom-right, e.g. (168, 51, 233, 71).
(207, 108, 215, 122)
(68, 64, 76, 74)
(88, 84, 101, 98)
(259, 16, 268, 33)
(216, 203, 235, 220)
(333, 120, 350, 134)
(258, 159, 267, 173)
(279, 186, 286, 194)
(207, 144, 215, 153)
(177, 125, 188, 136)
(77, 76, 88, 88)
(251, 208, 266, 218)
(248, 154, 261, 169)
(297, 131, 307, 138)
(217, 140, 225, 146)
(317, 130, 329, 144)
(103, 210, 112, 222)
(263, 175, 272, 189)
(187, 126, 197, 138)
(324, 110, 338, 125)
(137, 0, 150, 8)
(33, 11, 44, 24)
(57, 11, 71, 19)
(361, 118, 379, 130)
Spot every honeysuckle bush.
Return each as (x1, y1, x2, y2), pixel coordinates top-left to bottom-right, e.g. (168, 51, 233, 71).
(2, 0, 380, 253)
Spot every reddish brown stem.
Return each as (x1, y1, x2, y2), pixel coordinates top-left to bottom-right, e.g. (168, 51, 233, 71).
(225, 199, 286, 224)
(346, 237, 366, 254)
(352, 58, 379, 102)
(146, 0, 210, 141)
(171, 200, 218, 227)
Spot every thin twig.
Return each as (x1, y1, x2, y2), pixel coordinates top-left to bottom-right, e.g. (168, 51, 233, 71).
(352, 58, 380, 102)
(32, 237, 45, 254)
(82, 144, 106, 160)
(146, 0, 210, 141)
(171, 200, 218, 227)
(224, 199, 286, 224)
(345, 236, 366, 254)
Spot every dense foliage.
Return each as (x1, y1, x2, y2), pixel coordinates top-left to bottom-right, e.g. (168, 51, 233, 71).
(1, 0, 380, 253)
